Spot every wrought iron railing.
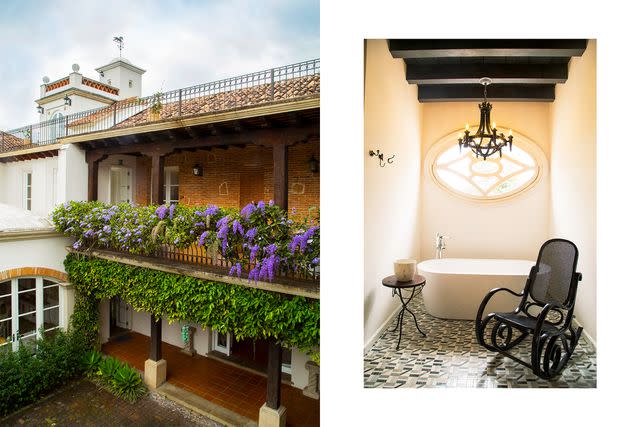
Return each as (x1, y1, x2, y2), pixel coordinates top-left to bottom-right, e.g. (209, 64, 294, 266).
(154, 243, 320, 285)
(0, 59, 320, 154)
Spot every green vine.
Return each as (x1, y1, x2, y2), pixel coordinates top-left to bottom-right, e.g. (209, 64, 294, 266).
(65, 254, 319, 360)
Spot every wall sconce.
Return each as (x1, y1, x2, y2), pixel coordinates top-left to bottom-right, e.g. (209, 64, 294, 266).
(63, 95, 72, 106)
(369, 149, 395, 167)
(192, 164, 203, 176)
(36, 106, 44, 114)
(308, 155, 319, 173)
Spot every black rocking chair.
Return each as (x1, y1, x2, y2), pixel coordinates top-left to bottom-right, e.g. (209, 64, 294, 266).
(475, 239, 583, 379)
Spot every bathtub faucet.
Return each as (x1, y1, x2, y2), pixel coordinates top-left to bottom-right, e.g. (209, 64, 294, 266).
(435, 233, 450, 259)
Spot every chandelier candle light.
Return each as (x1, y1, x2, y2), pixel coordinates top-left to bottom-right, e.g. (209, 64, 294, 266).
(458, 78, 513, 160)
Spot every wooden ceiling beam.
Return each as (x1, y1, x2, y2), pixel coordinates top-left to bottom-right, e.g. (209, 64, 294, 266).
(418, 84, 555, 102)
(389, 39, 588, 58)
(407, 63, 568, 85)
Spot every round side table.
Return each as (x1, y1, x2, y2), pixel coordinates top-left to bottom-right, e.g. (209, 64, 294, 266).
(382, 274, 426, 350)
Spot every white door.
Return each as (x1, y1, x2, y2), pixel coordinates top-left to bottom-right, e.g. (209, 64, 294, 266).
(212, 329, 232, 356)
(110, 167, 132, 204)
(115, 297, 131, 329)
(0, 278, 60, 352)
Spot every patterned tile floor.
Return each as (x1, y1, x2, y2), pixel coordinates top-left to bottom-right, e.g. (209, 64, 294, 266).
(364, 297, 597, 388)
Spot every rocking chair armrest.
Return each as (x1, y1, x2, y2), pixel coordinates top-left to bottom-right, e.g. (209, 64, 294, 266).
(475, 287, 524, 323)
(533, 302, 563, 337)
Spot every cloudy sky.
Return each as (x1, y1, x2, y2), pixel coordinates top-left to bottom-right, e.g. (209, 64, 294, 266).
(0, 0, 319, 129)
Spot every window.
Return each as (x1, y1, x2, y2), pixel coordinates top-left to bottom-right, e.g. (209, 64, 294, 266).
(163, 167, 179, 204)
(0, 278, 60, 351)
(49, 112, 65, 142)
(23, 172, 32, 210)
(428, 129, 544, 201)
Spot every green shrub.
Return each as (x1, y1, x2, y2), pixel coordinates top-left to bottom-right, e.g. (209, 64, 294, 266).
(81, 350, 102, 376)
(96, 356, 123, 385)
(111, 364, 147, 403)
(0, 329, 85, 417)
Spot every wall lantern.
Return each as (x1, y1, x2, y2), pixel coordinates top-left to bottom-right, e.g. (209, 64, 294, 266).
(36, 106, 44, 114)
(308, 155, 319, 173)
(192, 164, 203, 176)
(63, 95, 72, 106)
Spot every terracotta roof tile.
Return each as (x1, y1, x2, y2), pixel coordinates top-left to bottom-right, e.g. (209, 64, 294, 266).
(114, 74, 319, 129)
(0, 131, 26, 150)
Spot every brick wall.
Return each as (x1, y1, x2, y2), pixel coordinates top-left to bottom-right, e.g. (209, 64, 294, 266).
(133, 139, 319, 216)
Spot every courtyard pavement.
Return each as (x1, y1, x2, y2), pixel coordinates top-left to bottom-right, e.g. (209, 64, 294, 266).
(0, 379, 222, 426)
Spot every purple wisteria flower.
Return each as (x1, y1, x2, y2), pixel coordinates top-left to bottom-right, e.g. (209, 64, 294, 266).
(156, 205, 169, 220)
(264, 243, 278, 256)
(240, 203, 256, 219)
(312, 257, 320, 265)
(194, 222, 205, 227)
(248, 262, 260, 281)
(195, 210, 204, 217)
(205, 205, 219, 216)
(169, 204, 176, 220)
(257, 201, 265, 210)
(216, 216, 230, 254)
(72, 241, 81, 250)
(268, 200, 274, 206)
(249, 244, 260, 263)
(292, 207, 297, 214)
(232, 219, 244, 235)
(198, 231, 210, 247)
(245, 227, 257, 242)
(229, 263, 242, 278)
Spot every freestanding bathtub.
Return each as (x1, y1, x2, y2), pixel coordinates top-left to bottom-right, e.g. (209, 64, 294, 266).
(417, 258, 535, 320)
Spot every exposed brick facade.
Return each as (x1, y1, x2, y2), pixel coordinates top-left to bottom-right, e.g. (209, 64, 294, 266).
(133, 138, 319, 217)
(0, 267, 68, 282)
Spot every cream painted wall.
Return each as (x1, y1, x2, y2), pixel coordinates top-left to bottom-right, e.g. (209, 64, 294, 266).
(364, 40, 423, 345)
(421, 102, 550, 261)
(549, 40, 596, 343)
(0, 157, 59, 217)
(0, 234, 71, 273)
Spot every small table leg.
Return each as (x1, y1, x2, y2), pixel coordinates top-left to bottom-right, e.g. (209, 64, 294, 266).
(393, 285, 425, 350)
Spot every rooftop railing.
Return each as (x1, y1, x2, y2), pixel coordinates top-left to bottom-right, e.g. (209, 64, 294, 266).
(0, 58, 320, 154)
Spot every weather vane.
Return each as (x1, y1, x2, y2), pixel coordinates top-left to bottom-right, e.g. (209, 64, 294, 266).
(113, 36, 124, 57)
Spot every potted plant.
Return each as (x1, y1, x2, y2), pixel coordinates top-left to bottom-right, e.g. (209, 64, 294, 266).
(22, 129, 32, 145)
(149, 91, 163, 121)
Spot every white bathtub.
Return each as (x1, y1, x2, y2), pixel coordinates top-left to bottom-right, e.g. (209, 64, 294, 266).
(417, 258, 535, 320)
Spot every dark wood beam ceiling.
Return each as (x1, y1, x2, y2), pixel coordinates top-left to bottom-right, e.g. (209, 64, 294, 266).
(389, 39, 587, 102)
(389, 39, 588, 58)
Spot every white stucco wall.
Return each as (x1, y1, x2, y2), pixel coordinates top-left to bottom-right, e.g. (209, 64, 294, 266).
(0, 234, 71, 273)
(549, 40, 597, 343)
(0, 156, 59, 217)
(421, 102, 550, 261)
(57, 144, 88, 204)
(364, 40, 423, 347)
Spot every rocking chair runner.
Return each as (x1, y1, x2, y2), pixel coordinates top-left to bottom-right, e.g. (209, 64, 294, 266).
(475, 239, 583, 379)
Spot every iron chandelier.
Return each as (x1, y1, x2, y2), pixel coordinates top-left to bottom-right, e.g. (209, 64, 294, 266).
(458, 78, 513, 160)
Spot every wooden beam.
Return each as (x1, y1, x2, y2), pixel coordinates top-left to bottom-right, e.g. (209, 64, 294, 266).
(418, 84, 555, 102)
(266, 340, 282, 409)
(150, 317, 162, 361)
(87, 153, 107, 201)
(273, 144, 288, 210)
(406, 63, 568, 85)
(389, 39, 588, 58)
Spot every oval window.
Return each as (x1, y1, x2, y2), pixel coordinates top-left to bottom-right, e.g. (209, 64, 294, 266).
(428, 129, 544, 201)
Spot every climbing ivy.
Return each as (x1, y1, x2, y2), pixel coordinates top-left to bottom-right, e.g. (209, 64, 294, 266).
(65, 254, 320, 359)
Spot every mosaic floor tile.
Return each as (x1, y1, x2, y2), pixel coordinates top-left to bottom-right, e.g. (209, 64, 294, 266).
(364, 297, 596, 388)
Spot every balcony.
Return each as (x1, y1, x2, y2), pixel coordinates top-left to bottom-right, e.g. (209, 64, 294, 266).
(0, 59, 320, 155)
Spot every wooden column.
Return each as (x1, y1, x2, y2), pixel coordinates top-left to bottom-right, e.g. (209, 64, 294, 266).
(87, 153, 106, 201)
(150, 317, 162, 361)
(273, 143, 288, 209)
(150, 154, 165, 205)
(265, 142, 288, 410)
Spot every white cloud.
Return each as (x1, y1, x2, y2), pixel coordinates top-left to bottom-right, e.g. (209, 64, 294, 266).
(0, 0, 319, 129)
